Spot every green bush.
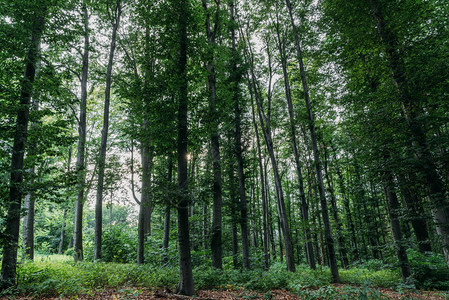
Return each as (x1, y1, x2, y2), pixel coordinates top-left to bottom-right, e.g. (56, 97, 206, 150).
(340, 268, 400, 288)
(408, 249, 449, 290)
(102, 225, 137, 263)
(82, 225, 137, 263)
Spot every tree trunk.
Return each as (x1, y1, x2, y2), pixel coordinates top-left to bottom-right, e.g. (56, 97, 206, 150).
(202, 0, 223, 270)
(227, 143, 240, 269)
(22, 169, 36, 261)
(230, 0, 250, 270)
(59, 206, 68, 254)
(176, 0, 194, 294)
(163, 157, 173, 265)
(285, 0, 340, 283)
(137, 143, 153, 264)
(22, 60, 42, 261)
(250, 99, 270, 270)
(0, 5, 46, 289)
(57, 142, 73, 255)
(369, 0, 449, 265)
(283, 0, 338, 281)
(248, 52, 295, 271)
(329, 141, 359, 261)
(95, 0, 121, 261)
(73, 3, 90, 263)
(265, 164, 277, 261)
(398, 174, 432, 253)
(323, 145, 349, 269)
(383, 171, 413, 284)
(274, 13, 315, 270)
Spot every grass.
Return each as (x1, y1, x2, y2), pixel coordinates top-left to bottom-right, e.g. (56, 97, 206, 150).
(1, 254, 445, 298)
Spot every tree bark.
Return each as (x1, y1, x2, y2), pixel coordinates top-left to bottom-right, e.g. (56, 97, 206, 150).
(323, 145, 349, 269)
(202, 0, 223, 270)
(250, 95, 270, 270)
(59, 206, 68, 254)
(329, 141, 359, 261)
(22, 59, 42, 261)
(73, 2, 90, 263)
(22, 173, 35, 261)
(398, 174, 432, 253)
(163, 157, 173, 265)
(137, 143, 153, 264)
(274, 11, 315, 270)
(230, 0, 250, 270)
(0, 5, 46, 289)
(176, 0, 194, 294)
(383, 170, 413, 284)
(246, 38, 295, 271)
(369, 0, 449, 265)
(284, 0, 338, 281)
(95, 0, 122, 261)
(58, 141, 73, 255)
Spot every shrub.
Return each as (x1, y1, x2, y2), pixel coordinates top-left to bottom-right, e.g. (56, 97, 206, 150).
(340, 268, 400, 288)
(408, 249, 449, 290)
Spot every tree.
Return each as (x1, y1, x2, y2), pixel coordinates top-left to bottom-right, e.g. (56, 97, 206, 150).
(175, 0, 194, 295)
(283, 0, 339, 282)
(94, 0, 122, 261)
(202, 0, 223, 270)
(73, 1, 90, 262)
(0, 2, 47, 289)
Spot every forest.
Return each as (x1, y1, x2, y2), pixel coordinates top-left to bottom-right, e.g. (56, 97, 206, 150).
(1, 0, 449, 298)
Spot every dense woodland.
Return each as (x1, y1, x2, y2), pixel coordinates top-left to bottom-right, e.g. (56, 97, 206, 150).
(1, 0, 449, 297)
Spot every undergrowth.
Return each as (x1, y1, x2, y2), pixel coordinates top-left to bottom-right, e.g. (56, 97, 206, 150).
(2, 253, 448, 298)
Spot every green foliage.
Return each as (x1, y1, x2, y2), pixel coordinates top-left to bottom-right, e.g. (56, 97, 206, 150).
(100, 225, 137, 263)
(9, 254, 449, 298)
(293, 284, 388, 300)
(340, 268, 400, 288)
(13, 254, 180, 297)
(408, 249, 449, 290)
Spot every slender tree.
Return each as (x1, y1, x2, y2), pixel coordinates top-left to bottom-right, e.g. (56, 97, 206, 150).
(202, 0, 223, 269)
(176, 0, 194, 294)
(284, 0, 339, 282)
(73, 2, 90, 262)
(230, 0, 251, 270)
(94, 0, 122, 261)
(0, 3, 47, 289)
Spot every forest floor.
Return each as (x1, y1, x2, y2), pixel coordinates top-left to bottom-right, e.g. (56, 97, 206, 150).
(4, 285, 448, 300)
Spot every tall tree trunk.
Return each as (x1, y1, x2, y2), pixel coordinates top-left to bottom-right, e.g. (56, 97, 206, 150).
(284, 0, 338, 281)
(59, 206, 68, 254)
(369, 0, 449, 265)
(202, 0, 223, 270)
(250, 100, 270, 270)
(57, 141, 73, 255)
(95, 0, 121, 261)
(227, 142, 240, 269)
(176, 0, 194, 294)
(383, 170, 413, 283)
(323, 145, 349, 269)
(137, 145, 153, 264)
(0, 5, 46, 289)
(22, 58, 42, 261)
(329, 141, 359, 261)
(230, 0, 250, 270)
(354, 160, 380, 259)
(22, 173, 36, 261)
(265, 163, 277, 261)
(73, 3, 90, 262)
(274, 12, 315, 270)
(398, 174, 432, 253)
(163, 157, 173, 265)
(247, 40, 295, 270)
